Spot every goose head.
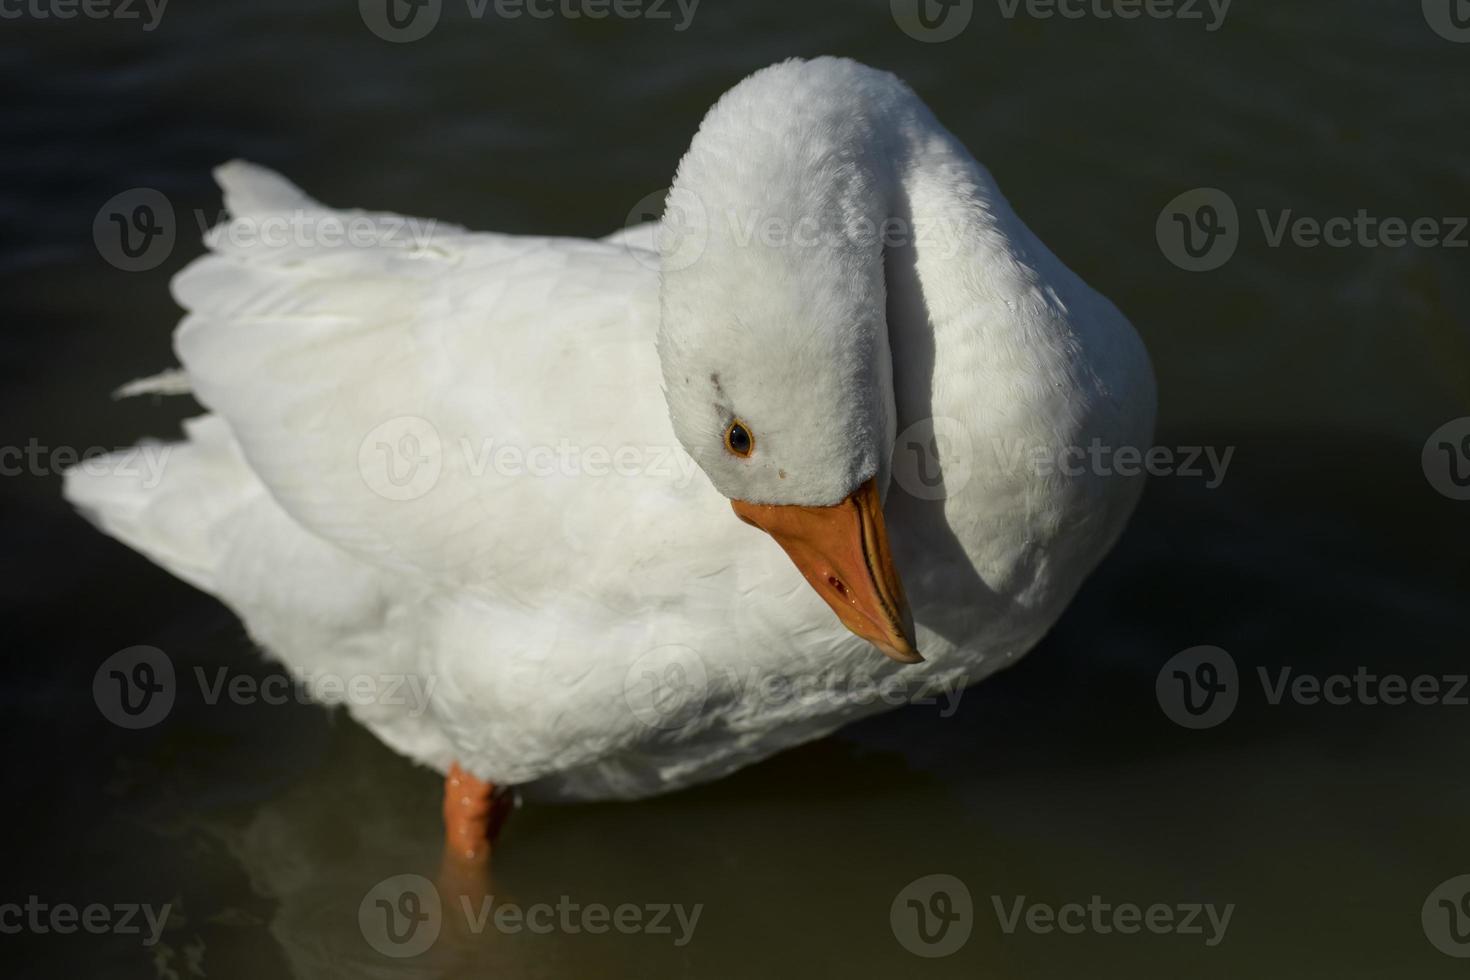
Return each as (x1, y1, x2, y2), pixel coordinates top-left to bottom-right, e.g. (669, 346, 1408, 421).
(655, 61, 922, 663)
(658, 252, 918, 663)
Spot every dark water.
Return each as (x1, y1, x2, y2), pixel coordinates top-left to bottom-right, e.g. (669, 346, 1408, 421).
(3, 1, 1468, 977)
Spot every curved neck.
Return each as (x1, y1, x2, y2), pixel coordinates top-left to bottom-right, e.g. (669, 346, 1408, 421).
(665, 60, 1155, 616)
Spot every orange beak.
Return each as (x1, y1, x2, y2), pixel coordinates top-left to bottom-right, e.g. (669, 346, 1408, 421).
(731, 477, 922, 663)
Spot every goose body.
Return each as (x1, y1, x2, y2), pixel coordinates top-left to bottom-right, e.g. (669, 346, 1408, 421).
(65, 58, 1155, 802)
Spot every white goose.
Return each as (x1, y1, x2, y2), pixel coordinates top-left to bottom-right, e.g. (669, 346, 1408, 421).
(66, 57, 1155, 860)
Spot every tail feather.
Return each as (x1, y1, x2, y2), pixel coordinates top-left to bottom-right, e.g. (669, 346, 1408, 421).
(72, 160, 462, 595)
(113, 367, 192, 399)
(62, 415, 257, 595)
(214, 159, 321, 217)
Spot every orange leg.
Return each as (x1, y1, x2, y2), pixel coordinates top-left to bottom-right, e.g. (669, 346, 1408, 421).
(441, 762, 513, 865)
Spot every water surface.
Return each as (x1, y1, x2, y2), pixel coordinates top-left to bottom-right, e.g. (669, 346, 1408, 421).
(3, 1, 1468, 977)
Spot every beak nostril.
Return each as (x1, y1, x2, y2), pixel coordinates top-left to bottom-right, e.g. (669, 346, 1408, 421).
(827, 575, 847, 597)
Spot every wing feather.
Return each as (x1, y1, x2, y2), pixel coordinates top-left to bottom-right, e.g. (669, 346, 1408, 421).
(173, 164, 667, 589)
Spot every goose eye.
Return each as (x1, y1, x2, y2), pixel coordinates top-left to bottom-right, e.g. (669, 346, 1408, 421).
(724, 420, 754, 458)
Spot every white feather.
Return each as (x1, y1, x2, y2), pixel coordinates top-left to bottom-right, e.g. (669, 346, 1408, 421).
(63, 58, 1154, 801)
